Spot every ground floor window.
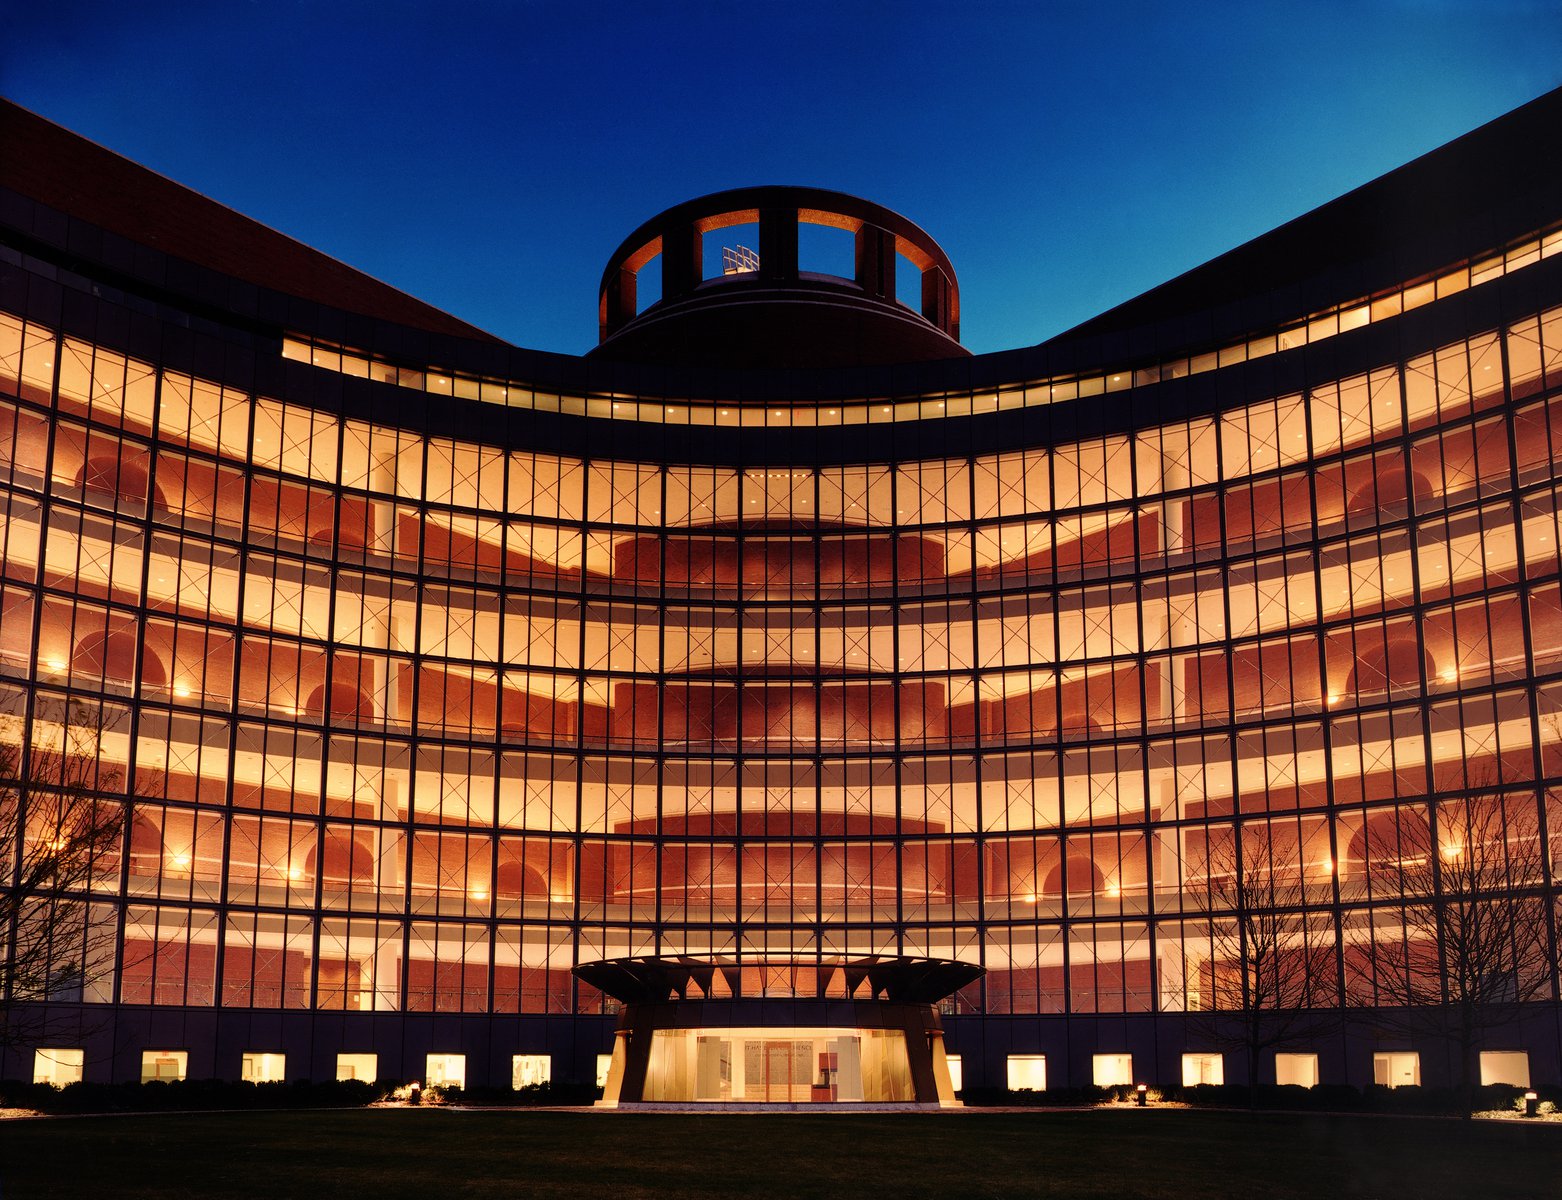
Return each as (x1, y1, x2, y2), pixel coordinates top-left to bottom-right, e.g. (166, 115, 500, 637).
(336, 1053, 377, 1083)
(596, 1054, 613, 1089)
(241, 1053, 285, 1083)
(1182, 1053, 1224, 1086)
(1479, 1051, 1530, 1087)
(642, 1027, 913, 1102)
(141, 1051, 188, 1083)
(1275, 1052, 1319, 1087)
(425, 1053, 466, 1089)
(1006, 1054, 1047, 1091)
(946, 1053, 963, 1094)
(33, 1049, 84, 1086)
(512, 1054, 551, 1089)
(1374, 1052, 1420, 1088)
(1092, 1053, 1133, 1088)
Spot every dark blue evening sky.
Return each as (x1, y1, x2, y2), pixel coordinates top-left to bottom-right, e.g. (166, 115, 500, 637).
(4, 2, 1560, 356)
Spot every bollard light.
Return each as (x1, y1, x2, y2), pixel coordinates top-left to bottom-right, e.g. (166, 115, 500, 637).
(1524, 1090, 1539, 1118)
(1135, 1083, 1148, 1107)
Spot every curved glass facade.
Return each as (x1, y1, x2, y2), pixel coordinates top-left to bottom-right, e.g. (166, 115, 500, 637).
(4, 92, 1562, 1093)
(4, 287, 1562, 1086)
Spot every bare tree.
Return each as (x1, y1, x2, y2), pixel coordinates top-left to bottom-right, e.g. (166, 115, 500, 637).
(1181, 822, 1340, 1102)
(1, 701, 129, 1054)
(1347, 792, 1557, 1118)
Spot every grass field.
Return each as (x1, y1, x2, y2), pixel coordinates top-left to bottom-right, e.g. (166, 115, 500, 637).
(2, 1107, 1559, 1199)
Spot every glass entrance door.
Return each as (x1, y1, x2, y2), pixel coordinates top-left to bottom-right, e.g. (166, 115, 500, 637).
(648, 1026, 913, 1102)
(757, 1040, 811, 1101)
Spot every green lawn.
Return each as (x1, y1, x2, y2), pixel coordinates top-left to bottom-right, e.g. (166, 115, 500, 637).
(2, 1108, 1559, 1200)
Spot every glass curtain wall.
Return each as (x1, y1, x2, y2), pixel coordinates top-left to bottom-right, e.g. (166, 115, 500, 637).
(1, 299, 1560, 1029)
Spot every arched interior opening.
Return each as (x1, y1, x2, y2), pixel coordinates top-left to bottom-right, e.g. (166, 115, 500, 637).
(1041, 854, 1105, 898)
(1348, 636, 1434, 696)
(306, 830, 373, 886)
(76, 454, 165, 509)
(1346, 463, 1435, 512)
(1346, 809, 1432, 880)
(495, 856, 548, 901)
(72, 629, 166, 688)
(128, 813, 162, 872)
(303, 682, 375, 722)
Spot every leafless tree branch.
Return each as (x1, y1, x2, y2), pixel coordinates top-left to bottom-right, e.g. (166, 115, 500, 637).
(1, 701, 129, 1051)
(1180, 823, 1340, 1097)
(1344, 791, 1558, 1117)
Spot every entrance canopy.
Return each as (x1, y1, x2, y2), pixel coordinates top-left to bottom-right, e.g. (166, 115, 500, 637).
(576, 956, 982, 1108)
(575, 954, 982, 1006)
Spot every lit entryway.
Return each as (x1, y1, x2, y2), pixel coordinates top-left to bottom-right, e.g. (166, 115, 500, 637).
(242, 1052, 285, 1083)
(512, 1054, 551, 1089)
(336, 1053, 378, 1082)
(1275, 1053, 1319, 1087)
(141, 1051, 188, 1083)
(1092, 1053, 1133, 1087)
(425, 1053, 466, 1088)
(1373, 1052, 1420, 1088)
(1181, 1053, 1224, 1086)
(1479, 1051, 1529, 1087)
(33, 1049, 84, 1086)
(1006, 1054, 1047, 1091)
(642, 1027, 914, 1102)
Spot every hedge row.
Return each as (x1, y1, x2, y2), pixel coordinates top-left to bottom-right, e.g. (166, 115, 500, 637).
(961, 1081, 1561, 1113)
(8, 1077, 1551, 1116)
(0, 1078, 599, 1114)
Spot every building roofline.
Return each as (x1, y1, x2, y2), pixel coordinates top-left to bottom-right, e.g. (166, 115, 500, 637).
(0, 97, 500, 342)
(5, 88, 1559, 401)
(1051, 84, 1562, 355)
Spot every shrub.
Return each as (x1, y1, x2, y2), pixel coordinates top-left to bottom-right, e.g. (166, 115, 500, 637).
(0, 1078, 383, 1115)
(960, 1085, 1114, 1107)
